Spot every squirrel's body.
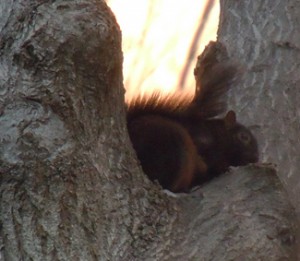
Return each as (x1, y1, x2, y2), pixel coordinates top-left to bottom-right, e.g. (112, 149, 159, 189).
(128, 115, 207, 192)
(127, 42, 259, 192)
(186, 112, 258, 185)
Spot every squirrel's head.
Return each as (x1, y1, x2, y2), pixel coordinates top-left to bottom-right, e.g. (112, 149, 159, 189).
(224, 111, 259, 166)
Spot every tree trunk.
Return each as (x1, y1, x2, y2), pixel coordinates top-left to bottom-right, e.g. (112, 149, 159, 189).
(218, 0, 300, 213)
(0, 0, 298, 260)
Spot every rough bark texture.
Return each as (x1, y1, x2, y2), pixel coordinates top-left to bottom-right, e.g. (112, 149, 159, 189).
(170, 165, 297, 261)
(0, 1, 175, 260)
(218, 0, 300, 212)
(0, 0, 298, 260)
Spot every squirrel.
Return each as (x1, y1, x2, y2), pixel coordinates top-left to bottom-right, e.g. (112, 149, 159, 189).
(126, 42, 259, 192)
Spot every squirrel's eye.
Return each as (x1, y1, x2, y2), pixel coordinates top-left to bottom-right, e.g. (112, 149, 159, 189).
(237, 131, 251, 144)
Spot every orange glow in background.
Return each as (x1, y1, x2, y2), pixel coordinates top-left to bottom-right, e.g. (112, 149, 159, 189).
(106, 0, 219, 100)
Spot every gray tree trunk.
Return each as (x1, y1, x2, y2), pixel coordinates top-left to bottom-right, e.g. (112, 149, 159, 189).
(218, 0, 300, 213)
(0, 0, 298, 260)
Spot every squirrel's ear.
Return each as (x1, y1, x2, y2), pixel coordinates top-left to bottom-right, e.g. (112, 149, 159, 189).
(224, 110, 236, 129)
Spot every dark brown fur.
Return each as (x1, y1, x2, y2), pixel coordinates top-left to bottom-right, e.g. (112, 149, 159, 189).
(128, 115, 207, 192)
(127, 42, 258, 192)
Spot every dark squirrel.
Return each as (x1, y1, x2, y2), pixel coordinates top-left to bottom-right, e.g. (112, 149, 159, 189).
(127, 42, 259, 192)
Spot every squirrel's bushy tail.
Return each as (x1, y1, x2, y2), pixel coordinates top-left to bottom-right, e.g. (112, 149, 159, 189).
(127, 42, 240, 122)
(190, 41, 240, 119)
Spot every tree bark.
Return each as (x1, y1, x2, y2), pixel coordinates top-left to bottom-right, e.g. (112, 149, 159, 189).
(218, 0, 300, 213)
(0, 0, 298, 260)
(169, 165, 297, 261)
(0, 0, 170, 259)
